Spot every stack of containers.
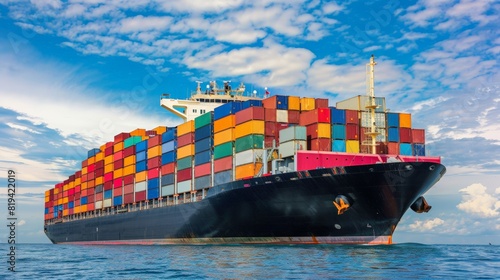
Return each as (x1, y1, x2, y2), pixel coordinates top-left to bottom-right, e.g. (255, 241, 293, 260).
(123, 136, 141, 204)
(412, 128, 425, 156)
(134, 139, 148, 202)
(111, 135, 125, 208)
(279, 126, 307, 158)
(359, 110, 387, 154)
(263, 95, 289, 147)
(147, 134, 162, 200)
(330, 108, 347, 152)
(213, 110, 236, 185)
(287, 96, 301, 125)
(176, 120, 195, 194)
(399, 113, 412, 155)
(387, 113, 400, 154)
(161, 128, 176, 197)
(194, 112, 214, 190)
(299, 107, 331, 151)
(345, 110, 360, 153)
(89, 150, 103, 212)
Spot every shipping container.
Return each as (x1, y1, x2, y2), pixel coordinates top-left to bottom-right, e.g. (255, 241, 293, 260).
(276, 110, 288, 123)
(288, 110, 300, 124)
(194, 150, 211, 166)
(234, 120, 264, 139)
(235, 162, 263, 180)
(345, 110, 359, 124)
(336, 95, 386, 113)
(135, 190, 146, 202)
(177, 132, 195, 147)
(360, 142, 387, 154)
(279, 140, 306, 158)
(147, 135, 162, 148)
(213, 128, 234, 146)
(332, 139, 346, 152)
(162, 128, 177, 143)
(135, 170, 146, 182)
(194, 124, 213, 141)
(161, 163, 175, 174)
(264, 108, 277, 122)
(388, 127, 400, 142)
(123, 165, 135, 176)
(162, 140, 176, 153)
(399, 128, 412, 143)
(177, 180, 192, 193)
(147, 156, 161, 170)
(114, 132, 130, 143)
(214, 156, 233, 173)
(177, 144, 195, 159)
(330, 108, 346, 124)
(399, 113, 411, 128)
(177, 120, 195, 136)
(387, 113, 399, 128)
(400, 143, 412, 155)
(235, 149, 264, 166)
(309, 138, 331, 151)
(194, 111, 214, 129)
(331, 124, 346, 140)
(241, 99, 263, 109)
(315, 98, 329, 108)
(161, 151, 176, 165)
(214, 101, 243, 121)
(346, 140, 360, 153)
(136, 150, 146, 162)
(195, 137, 213, 154)
(161, 174, 175, 186)
(135, 181, 147, 192)
(148, 178, 159, 189)
(130, 128, 146, 137)
(279, 126, 306, 143)
(263, 95, 288, 110)
(194, 175, 211, 190)
(235, 106, 265, 125)
(124, 193, 134, 204)
(123, 155, 136, 166)
(113, 142, 124, 153)
(87, 148, 101, 158)
(124, 184, 134, 194)
(300, 97, 315, 111)
(113, 187, 122, 197)
(346, 124, 359, 140)
(288, 96, 300, 110)
(214, 142, 233, 159)
(161, 184, 175, 196)
(235, 134, 265, 153)
(413, 143, 425, 156)
(147, 188, 159, 200)
(299, 108, 331, 126)
(136, 140, 148, 152)
(412, 129, 425, 144)
(104, 189, 113, 199)
(213, 115, 235, 133)
(177, 156, 193, 171)
(178, 168, 193, 182)
(124, 136, 143, 148)
(306, 123, 331, 139)
(360, 127, 386, 143)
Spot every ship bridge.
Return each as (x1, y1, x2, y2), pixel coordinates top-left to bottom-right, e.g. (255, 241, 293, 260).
(161, 81, 262, 122)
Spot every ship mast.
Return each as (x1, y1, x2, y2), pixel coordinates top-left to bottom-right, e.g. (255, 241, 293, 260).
(365, 55, 379, 154)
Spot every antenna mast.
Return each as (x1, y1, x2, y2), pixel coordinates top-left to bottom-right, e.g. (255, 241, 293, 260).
(365, 55, 379, 155)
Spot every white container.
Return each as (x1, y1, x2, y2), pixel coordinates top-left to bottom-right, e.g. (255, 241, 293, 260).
(135, 181, 147, 192)
(103, 199, 112, 208)
(336, 95, 386, 113)
(177, 180, 192, 193)
(161, 184, 174, 196)
(235, 149, 264, 166)
(95, 201, 103, 209)
(276, 109, 288, 123)
(279, 126, 306, 143)
(279, 140, 307, 158)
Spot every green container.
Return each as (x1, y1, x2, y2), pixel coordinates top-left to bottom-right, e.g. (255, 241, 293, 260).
(124, 136, 143, 148)
(194, 112, 213, 129)
(177, 156, 193, 170)
(235, 134, 264, 153)
(214, 142, 233, 159)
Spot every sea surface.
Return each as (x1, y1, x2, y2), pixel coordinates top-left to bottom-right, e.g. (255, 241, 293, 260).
(1, 243, 498, 279)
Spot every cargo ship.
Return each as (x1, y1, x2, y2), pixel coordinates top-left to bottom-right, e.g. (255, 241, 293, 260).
(43, 56, 446, 245)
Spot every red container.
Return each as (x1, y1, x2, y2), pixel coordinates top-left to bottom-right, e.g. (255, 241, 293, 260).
(104, 172, 113, 183)
(264, 108, 277, 122)
(81, 189, 87, 196)
(113, 178, 122, 188)
(124, 193, 134, 204)
(195, 162, 211, 177)
(87, 163, 95, 173)
(387, 142, 399, 154)
(262, 95, 278, 109)
(114, 150, 124, 161)
(315, 98, 329, 108)
(75, 185, 81, 193)
(177, 132, 195, 147)
(135, 190, 146, 202)
(124, 184, 134, 194)
(88, 172, 95, 181)
(95, 192, 103, 201)
(123, 174, 134, 185)
(95, 168, 104, 177)
(104, 146, 114, 156)
(147, 156, 161, 169)
(69, 174, 75, 181)
(74, 199, 80, 207)
(161, 163, 175, 174)
(68, 188, 75, 196)
(345, 110, 359, 124)
(82, 174, 88, 182)
(114, 132, 130, 143)
(399, 128, 412, 143)
(113, 187, 122, 196)
(68, 194, 75, 201)
(214, 156, 232, 173)
(346, 124, 359, 140)
(177, 168, 192, 182)
(148, 168, 159, 179)
(113, 159, 123, 169)
(87, 188, 95, 196)
(123, 146, 136, 157)
(235, 107, 265, 125)
(88, 195, 95, 203)
(264, 136, 275, 147)
(87, 203, 95, 211)
(105, 141, 114, 149)
(299, 108, 330, 126)
(412, 129, 425, 144)
(82, 159, 88, 168)
(63, 190, 68, 197)
(306, 123, 329, 139)
(75, 170, 81, 178)
(275, 123, 289, 138)
(148, 135, 162, 148)
(287, 110, 300, 124)
(309, 138, 331, 151)
(95, 160, 104, 169)
(104, 181, 113, 190)
(265, 121, 276, 136)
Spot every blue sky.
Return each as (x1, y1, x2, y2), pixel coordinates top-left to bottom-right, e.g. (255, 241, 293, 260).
(0, 0, 499, 244)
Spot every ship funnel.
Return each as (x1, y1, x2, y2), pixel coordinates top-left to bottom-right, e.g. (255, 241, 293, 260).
(410, 196, 432, 213)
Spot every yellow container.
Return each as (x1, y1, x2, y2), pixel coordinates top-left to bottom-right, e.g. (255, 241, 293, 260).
(74, 206, 80, 214)
(315, 123, 331, 138)
(81, 182, 88, 190)
(57, 198, 62, 205)
(114, 141, 124, 152)
(95, 152, 104, 161)
(81, 205, 87, 212)
(63, 209, 69, 216)
(399, 113, 411, 128)
(214, 128, 234, 146)
(100, 143, 107, 151)
(153, 126, 167, 134)
(63, 183, 69, 192)
(104, 155, 113, 165)
(300, 97, 316, 111)
(130, 128, 146, 137)
(95, 176, 103, 185)
(75, 177, 81, 185)
(45, 190, 50, 197)
(124, 155, 136, 166)
(346, 140, 360, 153)
(81, 166, 88, 175)
(234, 120, 264, 139)
(69, 181, 74, 189)
(235, 162, 263, 180)
(123, 165, 135, 176)
(104, 163, 113, 174)
(135, 171, 147, 182)
(62, 197, 69, 204)
(113, 168, 123, 178)
(177, 144, 195, 159)
(147, 146, 162, 159)
(214, 115, 235, 133)
(45, 196, 49, 203)
(288, 96, 300, 110)
(87, 156, 95, 165)
(177, 120, 195, 136)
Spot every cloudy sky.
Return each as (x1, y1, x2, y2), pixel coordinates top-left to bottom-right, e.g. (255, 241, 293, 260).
(0, 0, 499, 244)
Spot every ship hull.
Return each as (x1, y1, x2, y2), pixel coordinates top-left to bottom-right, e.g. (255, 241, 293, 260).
(45, 161, 445, 245)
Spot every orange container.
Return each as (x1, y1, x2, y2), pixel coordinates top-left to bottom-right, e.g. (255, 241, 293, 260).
(104, 155, 113, 165)
(177, 120, 195, 136)
(130, 128, 146, 137)
(113, 168, 123, 178)
(234, 120, 264, 139)
(113, 141, 124, 153)
(213, 128, 234, 146)
(87, 156, 95, 165)
(95, 176, 103, 185)
(81, 182, 88, 190)
(124, 155, 136, 166)
(123, 165, 135, 176)
(104, 163, 113, 174)
(177, 144, 195, 159)
(135, 171, 147, 182)
(81, 166, 88, 175)
(152, 126, 167, 134)
(147, 146, 162, 159)
(214, 115, 235, 133)
(399, 113, 411, 128)
(95, 152, 104, 161)
(288, 96, 300, 110)
(235, 162, 262, 180)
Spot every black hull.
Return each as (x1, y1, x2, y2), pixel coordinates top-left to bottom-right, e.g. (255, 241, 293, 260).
(45, 162, 446, 245)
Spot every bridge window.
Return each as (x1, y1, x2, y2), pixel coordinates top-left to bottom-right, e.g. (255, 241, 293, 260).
(193, 109, 197, 113)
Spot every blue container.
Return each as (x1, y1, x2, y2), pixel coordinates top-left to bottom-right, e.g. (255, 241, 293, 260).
(113, 196, 122, 206)
(387, 113, 399, 128)
(194, 175, 211, 190)
(194, 124, 213, 141)
(136, 140, 148, 152)
(136, 150, 147, 162)
(81, 196, 88, 205)
(162, 140, 176, 153)
(400, 143, 412, 155)
(148, 178, 159, 189)
(214, 170, 232, 185)
(136, 160, 147, 172)
(388, 127, 400, 142)
(242, 100, 263, 109)
(214, 101, 243, 120)
(330, 108, 346, 124)
(162, 128, 177, 143)
(161, 174, 175, 186)
(332, 124, 346, 140)
(194, 150, 211, 165)
(147, 188, 159, 200)
(413, 144, 425, 156)
(53, 206, 58, 213)
(45, 208, 49, 214)
(104, 190, 112, 199)
(332, 140, 346, 152)
(68, 201, 74, 209)
(161, 151, 176, 165)
(275, 95, 289, 110)
(54, 212, 58, 218)
(195, 137, 212, 154)
(87, 148, 101, 158)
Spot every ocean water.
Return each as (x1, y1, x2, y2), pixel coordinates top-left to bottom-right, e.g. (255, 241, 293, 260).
(1, 243, 498, 279)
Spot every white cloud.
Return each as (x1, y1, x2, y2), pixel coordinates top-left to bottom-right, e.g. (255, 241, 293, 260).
(457, 183, 500, 218)
(5, 122, 41, 134)
(118, 15, 173, 33)
(18, 220, 26, 226)
(409, 218, 445, 231)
